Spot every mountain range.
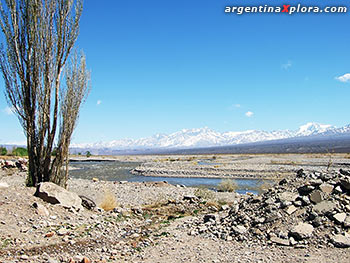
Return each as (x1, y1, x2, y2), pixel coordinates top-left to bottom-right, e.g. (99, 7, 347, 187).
(71, 122, 350, 152)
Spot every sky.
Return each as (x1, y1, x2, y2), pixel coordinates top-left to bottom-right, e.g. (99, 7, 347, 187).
(1, 0, 350, 144)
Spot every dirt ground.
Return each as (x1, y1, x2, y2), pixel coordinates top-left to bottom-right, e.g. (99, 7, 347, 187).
(0, 154, 350, 262)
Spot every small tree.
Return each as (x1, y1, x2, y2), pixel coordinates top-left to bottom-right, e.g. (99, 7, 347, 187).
(0, 146, 7, 155)
(0, 0, 90, 188)
(12, 147, 28, 157)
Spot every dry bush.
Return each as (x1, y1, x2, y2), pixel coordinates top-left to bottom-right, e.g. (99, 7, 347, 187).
(99, 191, 118, 211)
(194, 187, 216, 201)
(217, 179, 237, 192)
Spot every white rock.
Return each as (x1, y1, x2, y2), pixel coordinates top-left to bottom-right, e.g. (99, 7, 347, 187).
(333, 213, 347, 224)
(331, 234, 350, 248)
(0, 182, 9, 189)
(34, 182, 83, 210)
(290, 222, 314, 240)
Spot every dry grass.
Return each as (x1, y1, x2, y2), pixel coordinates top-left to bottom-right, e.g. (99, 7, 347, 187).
(99, 190, 118, 211)
(194, 187, 216, 201)
(217, 179, 237, 192)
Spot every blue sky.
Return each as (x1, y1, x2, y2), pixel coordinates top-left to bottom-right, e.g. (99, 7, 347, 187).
(1, 0, 350, 144)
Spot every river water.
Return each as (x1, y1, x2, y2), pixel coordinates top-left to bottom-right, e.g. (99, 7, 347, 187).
(69, 160, 268, 194)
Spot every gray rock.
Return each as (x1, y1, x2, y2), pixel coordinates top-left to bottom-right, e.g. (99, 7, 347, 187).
(319, 183, 333, 194)
(309, 190, 323, 204)
(333, 213, 347, 224)
(313, 201, 336, 215)
(289, 222, 314, 240)
(34, 182, 83, 210)
(331, 234, 350, 248)
(286, 205, 297, 215)
(233, 225, 247, 235)
(278, 192, 298, 202)
(270, 236, 290, 246)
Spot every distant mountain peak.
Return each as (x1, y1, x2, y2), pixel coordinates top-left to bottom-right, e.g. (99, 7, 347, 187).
(297, 122, 335, 136)
(71, 122, 349, 151)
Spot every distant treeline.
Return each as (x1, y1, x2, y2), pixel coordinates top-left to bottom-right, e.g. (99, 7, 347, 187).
(0, 146, 28, 157)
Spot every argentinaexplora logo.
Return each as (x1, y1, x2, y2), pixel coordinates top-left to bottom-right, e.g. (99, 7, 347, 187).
(225, 4, 348, 15)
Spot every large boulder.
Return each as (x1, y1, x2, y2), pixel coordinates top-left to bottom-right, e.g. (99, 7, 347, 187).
(289, 222, 314, 240)
(331, 234, 350, 248)
(34, 182, 83, 211)
(312, 201, 336, 215)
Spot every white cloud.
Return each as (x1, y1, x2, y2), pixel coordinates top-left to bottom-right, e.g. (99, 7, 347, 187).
(96, 100, 102, 105)
(3, 106, 14, 115)
(228, 104, 241, 111)
(281, 60, 292, 70)
(245, 111, 254, 117)
(335, 73, 350, 83)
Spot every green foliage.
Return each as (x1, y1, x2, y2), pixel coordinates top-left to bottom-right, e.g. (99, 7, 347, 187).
(217, 179, 238, 192)
(0, 146, 7, 156)
(12, 147, 28, 157)
(86, 151, 92, 158)
(51, 147, 58, 157)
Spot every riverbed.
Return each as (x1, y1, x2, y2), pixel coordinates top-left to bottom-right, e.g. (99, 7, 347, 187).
(69, 160, 268, 194)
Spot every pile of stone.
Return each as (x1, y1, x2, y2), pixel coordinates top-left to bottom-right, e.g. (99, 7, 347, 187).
(0, 158, 28, 171)
(189, 169, 350, 248)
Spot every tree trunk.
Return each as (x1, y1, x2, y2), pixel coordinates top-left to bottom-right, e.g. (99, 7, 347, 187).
(26, 126, 42, 187)
(49, 148, 67, 188)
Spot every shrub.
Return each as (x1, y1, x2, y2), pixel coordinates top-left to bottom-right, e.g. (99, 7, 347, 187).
(86, 151, 92, 157)
(217, 179, 237, 192)
(0, 147, 7, 156)
(194, 187, 216, 201)
(12, 147, 28, 157)
(99, 191, 118, 211)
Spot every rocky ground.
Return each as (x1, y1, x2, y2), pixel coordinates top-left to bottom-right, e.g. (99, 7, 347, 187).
(1, 155, 350, 262)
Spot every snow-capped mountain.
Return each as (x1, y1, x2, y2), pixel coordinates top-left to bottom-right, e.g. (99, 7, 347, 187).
(71, 122, 350, 151)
